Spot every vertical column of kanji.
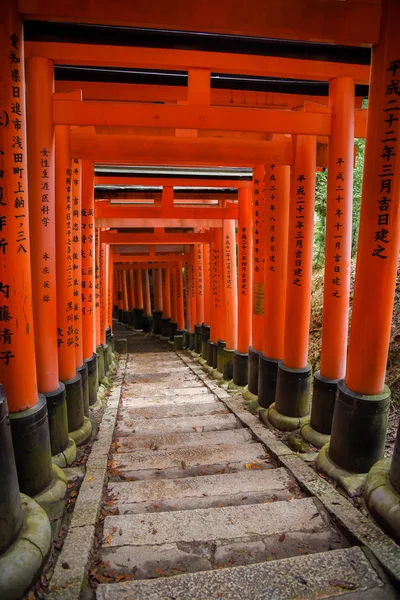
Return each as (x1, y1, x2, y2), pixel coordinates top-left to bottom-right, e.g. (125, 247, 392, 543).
(319, 1, 400, 500)
(133, 267, 144, 330)
(217, 216, 238, 382)
(184, 259, 192, 349)
(176, 263, 185, 337)
(71, 158, 89, 417)
(232, 188, 253, 388)
(301, 79, 354, 449)
(100, 238, 109, 373)
(25, 55, 73, 466)
(81, 160, 97, 406)
(0, 12, 60, 512)
(245, 164, 265, 400)
(106, 245, 114, 352)
(169, 266, 178, 341)
(142, 269, 152, 332)
(152, 268, 163, 334)
(269, 135, 316, 431)
(161, 268, 171, 339)
(94, 227, 105, 382)
(201, 243, 211, 358)
(189, 248, 198, 351)
(213, 228, 226, 370)
(55, 126, 90, 446)
(207, 231, 218, 367)
(194, 243, 204, 354)
(116, 269, 124, 322)
(258, 162, 290, 415)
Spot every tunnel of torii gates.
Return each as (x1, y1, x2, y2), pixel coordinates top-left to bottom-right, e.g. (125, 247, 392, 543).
(2, 0, 400, 591)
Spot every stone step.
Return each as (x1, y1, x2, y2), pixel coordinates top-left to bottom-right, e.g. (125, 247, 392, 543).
(123, 374, 201, 386)
(95, 547, 387, 600)
(114, 427, 252, 452)
(126, 366, 189, 375)
(115, 413, 241, 436)
(109, 442, 270, 480)
(119, 400, 226, 419)
(99, 499, 348, 579)
(121, 386, 210, 398)
(108, 467, 295, 513)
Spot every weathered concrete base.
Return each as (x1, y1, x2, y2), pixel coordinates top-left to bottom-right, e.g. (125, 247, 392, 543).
(69, 416, 93, 446)
(52, 437, 77, 468)
(242, 384, 258, 404)
(33, 464, 67, 505)
(228, 380, 245, 392)
(266, 402, 309, 432)
(301, 421, 330, 449)
(0, 494, 51, 600)
(114, 338, 127, 354)
(317, 444, 367, 497)
(365, 458, 400, 542)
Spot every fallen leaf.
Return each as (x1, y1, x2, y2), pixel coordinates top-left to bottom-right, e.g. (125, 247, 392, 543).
(329, 580, 357, 591)
(295, 576, 307, 585)
(218, 503, 225, 508)
(152, 504, 159, 510)
(87, 476, 93, 482)
(278, 533, 286, 543)
(152, 529, 157, 535)
(245, 462, 261, 470)
(104, 534, 113, 544)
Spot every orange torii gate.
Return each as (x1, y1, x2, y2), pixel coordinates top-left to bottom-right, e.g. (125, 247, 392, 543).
(5, 1, 400, 595)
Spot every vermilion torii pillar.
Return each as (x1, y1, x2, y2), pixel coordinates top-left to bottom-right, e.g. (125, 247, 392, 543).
(268, 135, 316, 431)
(201, 243, 211, 359)
(169, 266, 178, 342)
(258, 162, 290, 417)
(175, 262, 185, 348)
(244, 164, 265, 401)
(72, 158, 90, 417)
(161, 267, 171, 339)
(322, 0, 400, 514)
(55, 125, 91, 445)
(231, 188, 253, 388)
(81, 159, 97, 406)
(0, 11, 66, 510)
(207, 228, 224, 370)
(133, 268, 144, 330)
(194, 243, 204, 355)
(142, 269, 153, 332)
(188, 247, 198, 351)
(302, 78, 354, 448)
(116, 269, 124, 322)
(26, 56, 74, 465)
(95, 227, 106, 381)
(216, 216, 238, 381)
(105, 244, 114, 353)
(152, 267, 163, 334)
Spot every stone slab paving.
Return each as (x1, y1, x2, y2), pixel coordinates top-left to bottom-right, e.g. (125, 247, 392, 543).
(48, 328, 396, 599)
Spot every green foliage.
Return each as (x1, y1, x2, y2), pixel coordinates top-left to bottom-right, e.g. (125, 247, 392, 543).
(313, 137, 366, 270)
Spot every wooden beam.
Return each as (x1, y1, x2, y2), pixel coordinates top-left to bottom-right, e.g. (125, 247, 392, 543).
(95, 202, 238, 221)
(115, 261, 185, 268)
(71, 130, 294, 166)
(96, 218, 225, 228)
(54, 99, 332, 136)
(95, 176, 252, 188)
(102, 231, 215, 244)
(20, 2, 380, 46)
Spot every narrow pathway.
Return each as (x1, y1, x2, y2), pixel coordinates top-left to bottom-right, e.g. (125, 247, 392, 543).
(93, 330, 395, 599)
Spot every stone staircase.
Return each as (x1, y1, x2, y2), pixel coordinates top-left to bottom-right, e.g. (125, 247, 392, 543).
(94, 333, 396, 599)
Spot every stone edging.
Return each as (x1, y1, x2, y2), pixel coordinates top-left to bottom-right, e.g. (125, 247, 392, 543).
(178, 351, 400, 587)
(47, 354, 128, 600)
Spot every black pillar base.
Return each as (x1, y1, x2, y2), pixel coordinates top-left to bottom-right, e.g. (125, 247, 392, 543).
(117, 308, 123, 323)
(103, 344, 111, 374)
(201, 324, 210, 358)
(43, 382, 69, 456)
(113, 304, 119, 319)
(207, 340, 216, 367)
(189, 331, 195, 351)
(174, 330, 185, 350)
(133, 307, 145, 330)
(152, 310, 163, 335)
(122, 310, 129, 324)
(64, 372, 84, 433)
(85, 353, 98, 406)
(142, 315, 153, 332)
(194, 324, 202, 354)
(212, 341, 218, 368)
(390, 419, 400, 495)
(329, 381, 390, 473)
(161, 317, 171, 338)
(310, 371, 340, 435)
(169, 321, 178, 341)
(106, 326, 113, 356)
(274, 362, 312, 418)
(96, 344, 105, 382)
(248, 346, 261, 396)
(128, 309, 135, 327)
(222, 348, 235, 380)
(233, 351, 248, 387)
(217, 339, 227, 373)
(77, 362, 89, 418)
(258, 354, 280, 409)
(10, 394, 54, 498)
(0, 385, 24, 554)
(185, 330, 191, 349)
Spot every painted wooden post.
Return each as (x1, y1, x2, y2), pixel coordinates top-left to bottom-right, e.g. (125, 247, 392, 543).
(152, 267, 163, 334)
(142, 269, 152, 332)
(194, 243, 204, 354)
(269, 135, 316, 431)
(161, 268, 171, 338)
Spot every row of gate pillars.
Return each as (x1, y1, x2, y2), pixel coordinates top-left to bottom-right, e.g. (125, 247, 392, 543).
(0, 7, 119, 597)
